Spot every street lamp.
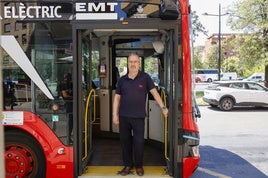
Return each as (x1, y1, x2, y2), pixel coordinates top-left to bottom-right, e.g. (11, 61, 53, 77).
(203, 4, 229, 81)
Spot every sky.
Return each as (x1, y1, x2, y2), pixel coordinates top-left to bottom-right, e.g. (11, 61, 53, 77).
(189, 0, 236, 46)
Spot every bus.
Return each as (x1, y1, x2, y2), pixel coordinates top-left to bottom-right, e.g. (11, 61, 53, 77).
(194, 69, 219, 83)
(1, 0, 200, 178)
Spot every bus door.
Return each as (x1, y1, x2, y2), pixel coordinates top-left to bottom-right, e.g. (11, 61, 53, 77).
(73, 17, 179, 178)
(73, 30, 95, 174)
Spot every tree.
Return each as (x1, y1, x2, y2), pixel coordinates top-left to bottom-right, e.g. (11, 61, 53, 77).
(193, 46, 204, 69)
(227, 0, 268, 76)
(221, 56, 240, 74)
(191, 11, 208, 43)
(227, 0, 268, 38)
(191, 11, 208, 69)
(205, 45, 225, 69)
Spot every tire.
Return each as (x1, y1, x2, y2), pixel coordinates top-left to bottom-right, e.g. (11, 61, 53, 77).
(5, 130, 46, 178)
(219, 97, 234, 111)
(209, 104, 218, 108)
(207, 78, 212, 82)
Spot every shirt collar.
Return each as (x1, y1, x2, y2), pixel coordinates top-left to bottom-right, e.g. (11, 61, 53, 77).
(127, 71, 141, 80)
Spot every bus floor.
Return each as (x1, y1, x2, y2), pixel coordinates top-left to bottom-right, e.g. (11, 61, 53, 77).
(81, 135, 171, 177)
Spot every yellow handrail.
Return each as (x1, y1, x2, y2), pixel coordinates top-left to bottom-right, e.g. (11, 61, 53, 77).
(82, 88, 96, 161)
(161, 89, 170, 161)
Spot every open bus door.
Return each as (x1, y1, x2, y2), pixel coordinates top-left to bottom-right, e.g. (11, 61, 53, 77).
(73, 29, 97, 175)
(72, 18, 180, 177)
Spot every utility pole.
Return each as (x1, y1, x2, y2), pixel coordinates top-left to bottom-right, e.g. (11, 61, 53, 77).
(203, 4, 228, 81)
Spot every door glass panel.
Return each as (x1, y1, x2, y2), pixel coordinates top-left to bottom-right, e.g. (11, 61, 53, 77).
(144, 56, 160, 85)
(116, 57, 128, 77)
(1, 21, 73, 145)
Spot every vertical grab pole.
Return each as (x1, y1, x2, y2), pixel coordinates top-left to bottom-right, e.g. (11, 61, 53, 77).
(161, 89, 170, 161)
(82, 88, 96, 160)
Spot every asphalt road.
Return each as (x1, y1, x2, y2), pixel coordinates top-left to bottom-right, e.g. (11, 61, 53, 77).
(191, 106, 268, 178)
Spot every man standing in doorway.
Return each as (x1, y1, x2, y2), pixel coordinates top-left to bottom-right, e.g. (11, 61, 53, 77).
(113, 54, 168, 176)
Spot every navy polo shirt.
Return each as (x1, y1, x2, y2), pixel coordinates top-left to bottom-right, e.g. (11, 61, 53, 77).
(116, 71, 155, 118)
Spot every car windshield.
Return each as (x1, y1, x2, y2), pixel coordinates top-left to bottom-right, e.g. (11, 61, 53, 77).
(247, 83, 266, 91)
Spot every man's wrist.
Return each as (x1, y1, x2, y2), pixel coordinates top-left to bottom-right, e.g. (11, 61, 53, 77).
(161, 106, 167, 110)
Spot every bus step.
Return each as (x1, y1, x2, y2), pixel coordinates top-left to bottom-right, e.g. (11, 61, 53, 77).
(79, 166, 171, 177)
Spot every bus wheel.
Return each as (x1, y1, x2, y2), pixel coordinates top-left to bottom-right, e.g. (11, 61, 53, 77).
(219, 97, 234, 111)
(5, 130, 46, 178)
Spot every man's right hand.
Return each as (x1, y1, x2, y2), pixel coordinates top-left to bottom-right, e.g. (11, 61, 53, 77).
(113, 116, 119, 125)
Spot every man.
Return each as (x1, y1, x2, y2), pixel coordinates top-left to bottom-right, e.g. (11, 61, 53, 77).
(113, 54, 168, 176)
(58, 73, 73, 144)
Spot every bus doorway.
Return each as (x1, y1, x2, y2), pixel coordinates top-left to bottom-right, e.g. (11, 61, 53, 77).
(73, 21, 178, 177)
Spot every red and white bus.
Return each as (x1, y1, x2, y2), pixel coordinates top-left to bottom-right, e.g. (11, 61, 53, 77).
(1, 0, 200, 177)
(195, 69, 219, 83)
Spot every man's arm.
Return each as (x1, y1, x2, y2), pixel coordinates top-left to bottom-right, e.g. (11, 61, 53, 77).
(150, 88, 168, 117)
(113, 94, 121, 125)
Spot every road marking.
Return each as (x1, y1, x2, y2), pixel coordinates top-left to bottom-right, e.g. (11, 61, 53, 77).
(197, 167, 232, 178)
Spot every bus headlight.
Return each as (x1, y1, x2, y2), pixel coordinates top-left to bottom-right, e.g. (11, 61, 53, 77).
(58, 148, 65, 154)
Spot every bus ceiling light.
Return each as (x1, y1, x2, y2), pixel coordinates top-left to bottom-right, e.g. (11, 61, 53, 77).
(57, 148, 65, 154)
(159, 0, 180, 20)
(152, 41, 164, 54)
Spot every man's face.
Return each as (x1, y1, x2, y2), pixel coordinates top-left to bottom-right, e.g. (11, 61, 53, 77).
(128, 54, 140, 73)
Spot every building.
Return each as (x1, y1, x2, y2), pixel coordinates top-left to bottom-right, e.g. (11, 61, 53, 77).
(1, 2, 34, 71)
(203, 33, 240, 62)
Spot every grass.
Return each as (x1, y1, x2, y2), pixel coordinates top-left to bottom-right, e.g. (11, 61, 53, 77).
(195, 91, 208, 106)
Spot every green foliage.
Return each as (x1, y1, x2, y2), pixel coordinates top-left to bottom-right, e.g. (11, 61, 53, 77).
(227, 0, 268, 37)
(193, 0, 268, 77)
(191, 11, 208, 43)
(237, 35, 267, 76)
(204, 45, 224, 69)
(91, 51, 99, 79)
(193, 46, 205, 69)
(226, 0, 268, 77)
(221, 56, 240, 74)
(144, 57, 158, 74)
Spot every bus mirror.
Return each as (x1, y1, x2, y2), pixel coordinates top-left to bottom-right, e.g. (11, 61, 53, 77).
(159, 0, 179, 20)
(152, 41, 164, 54)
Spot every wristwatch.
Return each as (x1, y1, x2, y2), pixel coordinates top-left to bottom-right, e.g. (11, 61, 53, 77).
(161, 106, 167, 110)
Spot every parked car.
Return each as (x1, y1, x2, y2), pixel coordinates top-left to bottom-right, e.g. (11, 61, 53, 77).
(243, 73, 264, 82)
(203, 81, 268, 111)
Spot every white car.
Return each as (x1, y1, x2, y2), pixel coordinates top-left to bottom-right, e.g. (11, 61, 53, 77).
(243, 73, 265, 82)
(203, 81, 268, 111)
